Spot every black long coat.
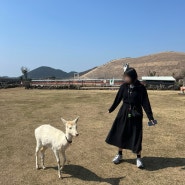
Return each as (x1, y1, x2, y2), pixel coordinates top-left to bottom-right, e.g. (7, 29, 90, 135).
(105, 80, 154, 154)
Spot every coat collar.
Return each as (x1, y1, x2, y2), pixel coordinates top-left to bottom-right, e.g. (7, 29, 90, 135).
(134, 80, 142, 87)
(126, 80, 142, 88)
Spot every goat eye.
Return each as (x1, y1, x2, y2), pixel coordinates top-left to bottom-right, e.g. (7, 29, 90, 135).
(69, 127, 72, 129)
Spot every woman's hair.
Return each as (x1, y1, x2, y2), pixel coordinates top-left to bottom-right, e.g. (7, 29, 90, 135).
(124, 67, 138, 83)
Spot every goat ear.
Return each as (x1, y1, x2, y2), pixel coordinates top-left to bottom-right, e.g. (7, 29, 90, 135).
(74, 116, 80, 123)
(61, 117, 67, 125)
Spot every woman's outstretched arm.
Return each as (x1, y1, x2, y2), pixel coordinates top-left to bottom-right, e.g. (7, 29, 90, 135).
(108, 84, 124, 113)
(141, 86, 154, 120)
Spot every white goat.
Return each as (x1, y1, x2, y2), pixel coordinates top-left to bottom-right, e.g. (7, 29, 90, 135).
(34, 116, 79, 178)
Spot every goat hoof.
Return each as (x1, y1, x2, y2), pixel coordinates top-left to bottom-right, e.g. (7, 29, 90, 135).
(36, 166, 39, 170)
(58, 171, 63, 179)
(43, 166, 46, 170)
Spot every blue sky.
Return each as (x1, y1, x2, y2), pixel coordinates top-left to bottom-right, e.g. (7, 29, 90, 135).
(0, 0, 185, 77)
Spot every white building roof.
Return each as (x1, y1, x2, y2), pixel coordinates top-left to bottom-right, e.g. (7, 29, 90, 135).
(142, 76, 176, 81)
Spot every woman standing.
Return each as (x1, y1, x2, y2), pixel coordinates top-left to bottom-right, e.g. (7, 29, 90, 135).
(106, 67, 155, 168)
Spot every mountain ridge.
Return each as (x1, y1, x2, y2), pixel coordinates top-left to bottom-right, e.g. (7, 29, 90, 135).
(27, 66, 97, 79)
(81, 51, 185, 79)
(24, 51, 185, 80)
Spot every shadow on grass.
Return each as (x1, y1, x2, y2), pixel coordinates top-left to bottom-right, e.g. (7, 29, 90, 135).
(47, 165, 124, 185)
(124, 157, 185, 171)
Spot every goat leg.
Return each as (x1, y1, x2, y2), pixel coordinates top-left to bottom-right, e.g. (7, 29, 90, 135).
(60, 150, 66, 171)
(54, 150, 62, 178)
(40, 147, 46, 170)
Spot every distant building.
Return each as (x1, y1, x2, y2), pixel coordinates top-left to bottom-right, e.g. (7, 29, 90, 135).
(141, 76, 176, 86)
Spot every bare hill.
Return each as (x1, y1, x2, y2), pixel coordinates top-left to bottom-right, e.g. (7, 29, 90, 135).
(81, 52, 185, 79)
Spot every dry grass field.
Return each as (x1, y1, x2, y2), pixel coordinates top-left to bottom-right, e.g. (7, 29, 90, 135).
(0, 88, 185, 185)
(81, 52, 185, 79)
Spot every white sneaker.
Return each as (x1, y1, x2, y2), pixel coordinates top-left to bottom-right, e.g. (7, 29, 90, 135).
(112, 154, 122, 164)
(136, 158, 144, 169)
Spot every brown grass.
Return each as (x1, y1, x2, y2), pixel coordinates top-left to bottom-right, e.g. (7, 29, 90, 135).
(81, 52, 185, 79)
(0, 88, 185, 185)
